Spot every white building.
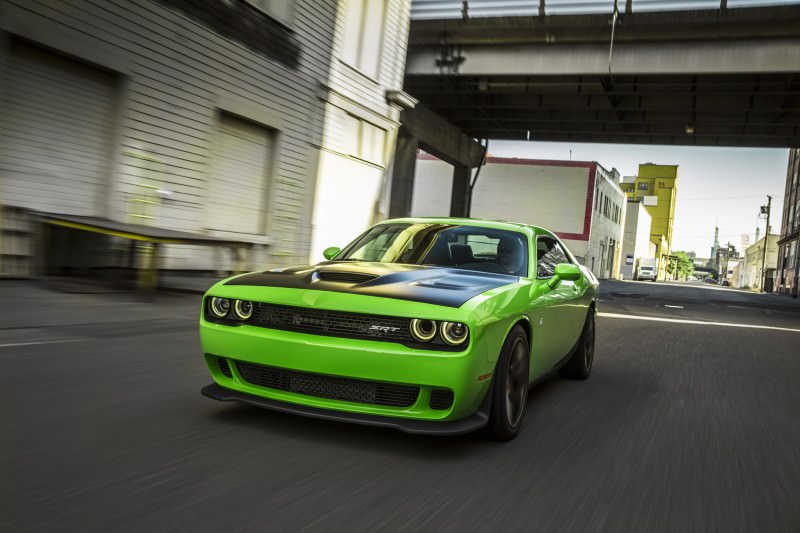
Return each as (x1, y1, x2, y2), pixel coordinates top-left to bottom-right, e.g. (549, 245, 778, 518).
(619, 200, 656, 280)
(412, 155, 626, 278)
(0, 0, 414, 278)
(740, 234, 780, 290)
(309, 0, 412, 262)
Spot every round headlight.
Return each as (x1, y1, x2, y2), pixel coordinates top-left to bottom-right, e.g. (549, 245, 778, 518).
(410, 318, 437, 342)
(209, 297, 230, 318)
(234, 300, 253, 320)
(441, 321, 468, 345)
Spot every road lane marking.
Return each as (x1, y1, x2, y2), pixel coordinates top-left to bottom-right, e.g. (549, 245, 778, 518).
(598, 312, 800, 333)
(663, 305, 684, 309)
(0, 339, 83, 348)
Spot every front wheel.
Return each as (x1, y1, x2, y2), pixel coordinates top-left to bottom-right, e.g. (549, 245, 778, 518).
(558, 310, 595, 380)
(486, 325, 530, 441)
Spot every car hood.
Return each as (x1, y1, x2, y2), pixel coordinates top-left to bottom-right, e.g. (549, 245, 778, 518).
(224, 262, 519, 308)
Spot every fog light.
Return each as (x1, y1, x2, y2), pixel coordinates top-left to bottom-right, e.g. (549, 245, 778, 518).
(410, 318, 437, 342)
(209, 297, 230, 318)
(441, 321, 468, 345)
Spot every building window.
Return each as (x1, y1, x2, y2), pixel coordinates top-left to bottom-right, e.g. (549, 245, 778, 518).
(341, 0, 386, 79)
(638, 182, 649, 191)
(342, 112, 386, 165)
(244, 0, 293, 26)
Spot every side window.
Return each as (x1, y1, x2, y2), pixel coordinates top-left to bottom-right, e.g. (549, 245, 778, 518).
(537, 237, 570, 278)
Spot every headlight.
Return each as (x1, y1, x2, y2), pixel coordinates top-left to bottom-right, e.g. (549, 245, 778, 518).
(409, 318, 437, 342)
(209, 297, 230, 318)
(234, 300, 253, 320)
(441, 321, 468, 345)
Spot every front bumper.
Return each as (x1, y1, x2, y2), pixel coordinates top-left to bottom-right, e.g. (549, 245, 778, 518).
(202, 382, 492, 436)
(200, 321, 495, 423)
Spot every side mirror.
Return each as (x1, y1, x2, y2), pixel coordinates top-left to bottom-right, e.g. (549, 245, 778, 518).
(323, 246, 341, 261)
(547, 263, 581, 289)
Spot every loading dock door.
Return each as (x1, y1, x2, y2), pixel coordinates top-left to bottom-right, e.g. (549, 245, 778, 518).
(207, 113, 273, 235)
(1, 40, 117, 216)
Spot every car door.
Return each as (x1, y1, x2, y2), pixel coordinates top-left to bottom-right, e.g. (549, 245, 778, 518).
(530, 236, 585, 371)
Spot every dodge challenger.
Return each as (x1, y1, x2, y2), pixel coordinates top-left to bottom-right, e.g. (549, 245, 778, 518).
(200, 218, 598, 440)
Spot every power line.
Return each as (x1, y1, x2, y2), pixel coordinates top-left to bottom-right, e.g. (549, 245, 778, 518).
(678, 194, 767, 201)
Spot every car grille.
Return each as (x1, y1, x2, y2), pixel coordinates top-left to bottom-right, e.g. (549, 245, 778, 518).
(317, 271, 378, 284)
(235, 361, 420, 408)
(251, 302, 410, 342)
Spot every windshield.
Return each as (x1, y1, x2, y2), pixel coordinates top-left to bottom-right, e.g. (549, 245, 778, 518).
(335, 223, 529, 277)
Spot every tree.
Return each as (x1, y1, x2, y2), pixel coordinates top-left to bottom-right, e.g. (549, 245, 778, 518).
(668, 251, 694, 280)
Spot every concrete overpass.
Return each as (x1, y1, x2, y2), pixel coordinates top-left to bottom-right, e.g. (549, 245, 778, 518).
(402, 3, 800, 147)
(390, 1, 800, 218)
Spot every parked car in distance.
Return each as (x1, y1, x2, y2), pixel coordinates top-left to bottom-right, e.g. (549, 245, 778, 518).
(199, 218, 599, 440)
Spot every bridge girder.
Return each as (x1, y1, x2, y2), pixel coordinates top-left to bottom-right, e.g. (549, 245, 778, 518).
(403, 6, 800, 147)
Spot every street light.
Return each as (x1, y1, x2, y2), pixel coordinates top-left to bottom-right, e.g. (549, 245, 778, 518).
(760, 195, 772, 293)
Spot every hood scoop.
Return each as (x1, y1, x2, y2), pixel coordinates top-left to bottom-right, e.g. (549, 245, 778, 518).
(316, 271, 378, 284)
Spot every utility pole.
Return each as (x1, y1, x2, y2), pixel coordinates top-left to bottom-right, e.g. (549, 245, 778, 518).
(760, 195, 772, 292)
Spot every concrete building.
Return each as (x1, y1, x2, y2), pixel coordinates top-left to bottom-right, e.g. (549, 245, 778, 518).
(619, 164, 679, 281)
(619, 200, 656, 280)
(740, 234, 780, 291)
(776, 147, 800, 297)
(412, 155, 626, 278)
(0, 0, 414, 280)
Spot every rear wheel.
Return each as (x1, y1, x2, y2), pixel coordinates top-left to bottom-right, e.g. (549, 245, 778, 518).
(486, 325, 530, 441)
(558, 310, 595, 380)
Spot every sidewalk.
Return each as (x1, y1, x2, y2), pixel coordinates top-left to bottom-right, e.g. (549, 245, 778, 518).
(0, 279, 203, 331)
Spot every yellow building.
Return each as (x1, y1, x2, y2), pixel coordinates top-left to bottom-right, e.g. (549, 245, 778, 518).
(619, 164, 678, 280)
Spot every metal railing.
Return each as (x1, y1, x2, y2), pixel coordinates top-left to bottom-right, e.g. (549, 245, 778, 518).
(410, 0, 800, 18)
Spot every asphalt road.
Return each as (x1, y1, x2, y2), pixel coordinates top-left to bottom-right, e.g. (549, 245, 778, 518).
(1, 280, 799, 532)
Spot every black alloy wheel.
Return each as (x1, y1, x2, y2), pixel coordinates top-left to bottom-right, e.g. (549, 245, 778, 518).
(558, 309, 595, 380)
(486, 325, 530, 441)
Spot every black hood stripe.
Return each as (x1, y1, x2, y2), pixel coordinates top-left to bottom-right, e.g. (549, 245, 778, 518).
(224, 263, 518, 308)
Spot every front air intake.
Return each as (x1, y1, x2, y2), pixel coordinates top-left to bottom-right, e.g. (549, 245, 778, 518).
(235, 361, 419, 408)
(430, 389, 454, 410)
(218, 358, 233, 378)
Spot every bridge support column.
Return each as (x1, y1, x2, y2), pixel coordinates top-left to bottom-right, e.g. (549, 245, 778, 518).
(450, 166, 471, 217)
(389, 103, 485, 219)
(388, 130, 419, 218)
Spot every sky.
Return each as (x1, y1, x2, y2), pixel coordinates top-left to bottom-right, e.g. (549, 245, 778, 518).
(488, 140, 789, 257)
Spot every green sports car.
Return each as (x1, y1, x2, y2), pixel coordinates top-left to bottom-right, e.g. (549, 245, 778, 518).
(200, 217, 598, 440)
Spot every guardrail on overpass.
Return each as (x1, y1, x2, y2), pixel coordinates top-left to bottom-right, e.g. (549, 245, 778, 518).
(412, 0, 800, 18)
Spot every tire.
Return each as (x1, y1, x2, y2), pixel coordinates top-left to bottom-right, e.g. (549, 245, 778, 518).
(486, 325, 530, 441)
(558, 310, 595, 380)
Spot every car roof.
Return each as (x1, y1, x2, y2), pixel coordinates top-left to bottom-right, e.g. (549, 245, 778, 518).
(378, 217, 549, 236)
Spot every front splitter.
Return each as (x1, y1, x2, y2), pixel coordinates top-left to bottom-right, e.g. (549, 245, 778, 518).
(201, 382, 491, 436)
